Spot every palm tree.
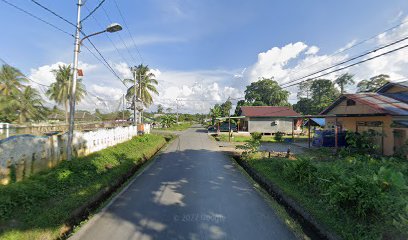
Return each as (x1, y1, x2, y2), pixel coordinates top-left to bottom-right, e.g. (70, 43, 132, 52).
(335, 73, 355, 94)
(15, 86, 44, 123)
(0, 64, 28, 96)
(46, 65, 86, 123)
(124, 64, 159, 108)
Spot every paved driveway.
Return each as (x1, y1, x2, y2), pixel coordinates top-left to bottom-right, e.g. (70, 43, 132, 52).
(70, 126, 296, 240)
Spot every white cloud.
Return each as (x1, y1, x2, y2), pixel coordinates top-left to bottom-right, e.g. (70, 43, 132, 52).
(249, 42, 308, 81)
(305, 46, 319, 55)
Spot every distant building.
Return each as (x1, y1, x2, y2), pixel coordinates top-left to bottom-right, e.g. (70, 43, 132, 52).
(320, 81, 408, 155)
(238, 106, 302, 134)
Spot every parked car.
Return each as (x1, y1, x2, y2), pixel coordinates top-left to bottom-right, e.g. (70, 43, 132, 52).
(219, 122, 237, 132)
(312, 130, 347, 147)
(207, 126, 217, 133)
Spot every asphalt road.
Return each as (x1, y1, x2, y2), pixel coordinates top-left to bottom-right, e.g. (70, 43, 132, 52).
(70, 126, 296, 240)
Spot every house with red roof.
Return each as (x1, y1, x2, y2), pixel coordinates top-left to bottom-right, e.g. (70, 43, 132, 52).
(237, 106, 302, 134)
(320, 81, 408, 156)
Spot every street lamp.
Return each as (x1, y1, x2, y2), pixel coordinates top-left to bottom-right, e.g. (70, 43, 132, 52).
(67, 3, 123, 162)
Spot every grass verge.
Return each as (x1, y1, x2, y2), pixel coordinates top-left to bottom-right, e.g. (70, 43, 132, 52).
(242, 153, 408, 240)
(0, 134, 170, 240)
(155, 122, 193, 131)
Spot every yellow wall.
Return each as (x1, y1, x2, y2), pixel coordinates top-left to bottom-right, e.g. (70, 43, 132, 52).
(326, 116, 408, 156)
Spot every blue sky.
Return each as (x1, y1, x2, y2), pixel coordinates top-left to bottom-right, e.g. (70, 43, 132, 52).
(1, 0, 408, 112)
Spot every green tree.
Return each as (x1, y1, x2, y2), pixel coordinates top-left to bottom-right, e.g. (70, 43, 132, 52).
(335, 73, 355, 94)
(157, 104, 164, 114)
(244, 78, 289, 106)
(310, 79, 340, 114)
(293, 98, 314, 115)
(210, 104, 222, 125)
(221, 99, 232, 117)
(160, 114, 176, 128)
(124, 64, 159, 108)
(297, 80, 313, 99)
(46, 65, 86, 123)
(0, 65, 28, 97)
(357, 74, 390, 92)
(14, 86, 44, 123)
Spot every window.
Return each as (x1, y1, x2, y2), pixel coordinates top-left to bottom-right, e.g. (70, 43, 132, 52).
(346, 99, 356, 106)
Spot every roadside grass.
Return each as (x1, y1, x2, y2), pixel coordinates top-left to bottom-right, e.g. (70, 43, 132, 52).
(155, 122, 193, 131)
(217, 134, 308, 143)
(0, 134, 168, 240)
(244, 152, 408, 240)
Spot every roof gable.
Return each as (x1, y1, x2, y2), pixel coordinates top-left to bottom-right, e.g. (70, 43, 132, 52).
(320, 93, 408, 116)
(240, 106, 300, 117)
(377, 80, 408, 94)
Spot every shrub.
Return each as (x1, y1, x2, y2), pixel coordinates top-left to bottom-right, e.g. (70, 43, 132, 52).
(250, 132, 262, 141)
(283, 158, 317, 185)
(345, 130, 381, 154)
(274, 131, 284, 142)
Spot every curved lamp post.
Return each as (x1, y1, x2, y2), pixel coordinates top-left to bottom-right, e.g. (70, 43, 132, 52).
(67, 15, 122, 161)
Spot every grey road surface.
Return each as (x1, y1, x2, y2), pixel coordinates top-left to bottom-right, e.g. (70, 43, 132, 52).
(71, 126, 296, 240)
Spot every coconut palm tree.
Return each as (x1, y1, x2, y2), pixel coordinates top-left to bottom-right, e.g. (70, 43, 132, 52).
(15, 86, 44, 123)
(0, 64, 28, 96)
(46, 65, 86, 123)
(335, 73, 355, 94)
(124, 64, 159, 108)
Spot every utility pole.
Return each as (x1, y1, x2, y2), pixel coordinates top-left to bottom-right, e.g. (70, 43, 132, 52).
(67, 0, 82, 161)
(176, 99, 180, 123)
(139, 72, 142, 124)
(122, 93, 125, 123)
(132, 67, 137, 126)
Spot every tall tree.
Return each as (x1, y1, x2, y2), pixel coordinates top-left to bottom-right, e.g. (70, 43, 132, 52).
(210, 104, 222, 125)
(357, 74, 390, 92)
(14, 86, 44, 123)
(335, 73, 355, 94)
(0, 65, 28, 97)
(124, 64, 159, 108)
(244, 78, 289, 106)
(297, 80, 313, 99)
(309, 79, 340, 114)
(157, 104, 164, 114)
(46, 65, 87, 123)
(221, 99, 232, 117)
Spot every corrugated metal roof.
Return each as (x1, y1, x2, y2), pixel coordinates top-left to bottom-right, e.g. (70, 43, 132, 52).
(240, 106, 301, 117)
(347, 93, 408, 116)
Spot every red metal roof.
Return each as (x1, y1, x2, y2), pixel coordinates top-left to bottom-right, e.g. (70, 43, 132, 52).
(240, 106, 301, 117)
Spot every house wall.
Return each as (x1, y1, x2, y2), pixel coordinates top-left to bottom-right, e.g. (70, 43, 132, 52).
(0, 124, 151, 185)
(328, 99, 380, 115)
(325, 116, 408, 156)
(384, 85, 406, 93)
(248, 117, 294, 134)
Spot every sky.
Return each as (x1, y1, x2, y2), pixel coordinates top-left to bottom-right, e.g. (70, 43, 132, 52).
(1, 0, 408, 113)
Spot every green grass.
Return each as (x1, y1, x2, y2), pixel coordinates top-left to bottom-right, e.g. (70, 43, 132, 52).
(217, 134, 308, 143)
(156, 122, 193, 131)
(244, 152, 408, 240)
(0, 134, 168, 240)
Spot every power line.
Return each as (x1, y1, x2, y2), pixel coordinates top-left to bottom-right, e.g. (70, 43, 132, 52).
(281, 35, 408, 87)
(83, 4, 132, 66)
(282, 43, 408, 89)
(0, 0, 74, 37)
(30, 0, 76, 28)
(81, 0, 106, 23)
(282, 18, 408, 82)
(101, 5, 139, 64)
(113, 0, 144, 63)
(1, 0, 127, 89)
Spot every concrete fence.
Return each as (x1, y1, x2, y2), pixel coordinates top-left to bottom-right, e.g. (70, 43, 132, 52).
(0, 124, 151, 185)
